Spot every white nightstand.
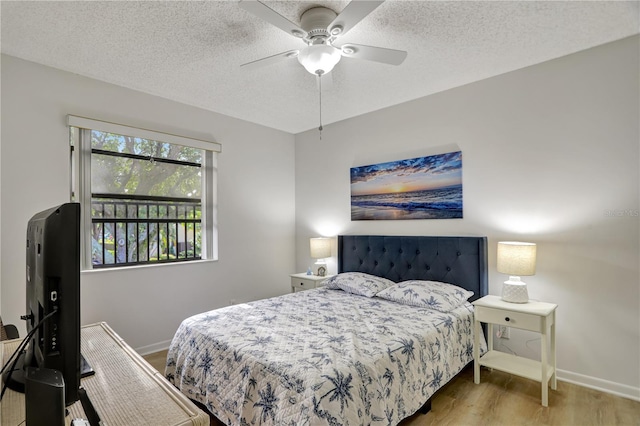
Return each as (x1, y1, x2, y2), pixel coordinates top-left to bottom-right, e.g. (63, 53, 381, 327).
(473, 295, 558, 407)
(289, 273, 330, 293)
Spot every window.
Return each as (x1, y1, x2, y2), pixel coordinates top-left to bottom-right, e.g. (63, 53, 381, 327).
(69, 116, 220, 269)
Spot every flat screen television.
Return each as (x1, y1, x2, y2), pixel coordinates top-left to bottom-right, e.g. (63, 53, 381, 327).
(2, 202, 91, 406)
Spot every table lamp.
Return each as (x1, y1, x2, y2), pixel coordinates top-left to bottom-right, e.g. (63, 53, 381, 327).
(497, 241, 537, 303)
(310, 237, 331, 277)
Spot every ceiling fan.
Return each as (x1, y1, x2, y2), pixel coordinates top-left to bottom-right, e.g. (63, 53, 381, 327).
(239, 0, 408, 76)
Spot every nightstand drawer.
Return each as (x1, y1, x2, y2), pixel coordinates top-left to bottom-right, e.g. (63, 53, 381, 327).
(289, 273, 331, 293)
(475, 306, 541, 332)
(291, 277, 315, 290)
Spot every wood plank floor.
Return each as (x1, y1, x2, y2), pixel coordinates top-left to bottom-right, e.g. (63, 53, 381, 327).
(143, 349, 640, 425)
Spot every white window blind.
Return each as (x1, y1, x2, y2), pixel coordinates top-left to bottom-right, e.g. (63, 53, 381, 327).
(67, 115, 221, 153)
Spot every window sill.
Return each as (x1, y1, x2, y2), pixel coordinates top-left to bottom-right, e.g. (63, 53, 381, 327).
(81, 258, 218, 274)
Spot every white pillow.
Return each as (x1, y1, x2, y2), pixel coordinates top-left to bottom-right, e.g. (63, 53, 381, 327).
(321, 272, 394, 297)
(375, 280, 473, 312)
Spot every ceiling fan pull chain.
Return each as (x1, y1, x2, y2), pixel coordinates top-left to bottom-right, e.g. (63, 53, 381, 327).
(318, 72, 323, 140)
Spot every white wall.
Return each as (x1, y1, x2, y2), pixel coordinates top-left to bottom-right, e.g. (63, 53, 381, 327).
(0, 55, 296, 353)
(294, 36, 639, 399)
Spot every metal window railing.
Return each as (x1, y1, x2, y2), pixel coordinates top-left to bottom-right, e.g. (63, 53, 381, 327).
(90, 194, 201, 268)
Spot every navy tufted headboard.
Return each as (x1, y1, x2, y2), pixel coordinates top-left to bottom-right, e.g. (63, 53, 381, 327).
(338, 235, 488, 302)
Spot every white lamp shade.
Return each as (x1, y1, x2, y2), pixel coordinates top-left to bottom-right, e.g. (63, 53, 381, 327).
(298, 44, 342, 75)
(497, 242, 537, 276)
(310, 237, 331, 259)
(497, 241, 536, 303)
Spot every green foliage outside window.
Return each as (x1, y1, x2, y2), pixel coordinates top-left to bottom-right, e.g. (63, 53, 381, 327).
(90, 131, 203, 267)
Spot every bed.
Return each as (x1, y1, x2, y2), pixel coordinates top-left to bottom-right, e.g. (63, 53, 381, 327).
(166, 235, 488, 425)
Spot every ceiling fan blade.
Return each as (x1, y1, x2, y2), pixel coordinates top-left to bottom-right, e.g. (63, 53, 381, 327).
(328, 1, 385, 38)
(239, 0, 306, 38)
(240, 50, 299, 71)
(339, 43, 407, 66)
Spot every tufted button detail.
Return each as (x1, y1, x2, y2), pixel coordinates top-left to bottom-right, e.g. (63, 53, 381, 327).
(408, 264, 412, 269)
(352, 246, 356, 250)
(416, 250, 420, 255)
(446, 266, 451, 271)
(359, 260, 363, 264)
(399, 249, 403, 253)
(457, 251, 461, 256)
(374, 261, 378, 266)
(426, 265, 431, 270)
(390, 262, 394, 267)
(383, 248, 386, 252)
(367, 247, 371, 252)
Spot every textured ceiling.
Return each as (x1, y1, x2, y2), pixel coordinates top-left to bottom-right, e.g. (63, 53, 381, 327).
(1, 1, 638, 134)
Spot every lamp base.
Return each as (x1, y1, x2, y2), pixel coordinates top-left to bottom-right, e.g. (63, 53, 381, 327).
(501, 277, 529, 303)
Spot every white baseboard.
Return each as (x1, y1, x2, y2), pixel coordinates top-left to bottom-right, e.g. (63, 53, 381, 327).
(557, 368, 640, 402)
(135, 339, 172, 357)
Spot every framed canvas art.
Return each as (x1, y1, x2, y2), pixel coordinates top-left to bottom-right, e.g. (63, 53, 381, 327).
(350, 151, 463, 220)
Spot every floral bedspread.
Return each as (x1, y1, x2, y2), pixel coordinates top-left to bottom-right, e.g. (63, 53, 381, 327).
(166, 288, 487, 426)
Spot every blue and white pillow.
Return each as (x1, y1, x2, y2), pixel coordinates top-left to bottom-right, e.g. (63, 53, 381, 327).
(321, 272, 394, 297)
(375, 280, 473, 312)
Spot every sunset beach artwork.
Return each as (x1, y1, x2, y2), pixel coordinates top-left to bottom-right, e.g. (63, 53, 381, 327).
(350, 151, 463, 220)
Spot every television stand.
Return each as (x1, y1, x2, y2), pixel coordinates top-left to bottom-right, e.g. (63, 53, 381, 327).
(1, 351, 94, 394)
(1, 322, 209, 426)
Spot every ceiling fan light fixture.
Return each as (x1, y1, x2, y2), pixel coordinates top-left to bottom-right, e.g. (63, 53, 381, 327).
(330, 25, 343, 36)
(298, 44, 342, 75)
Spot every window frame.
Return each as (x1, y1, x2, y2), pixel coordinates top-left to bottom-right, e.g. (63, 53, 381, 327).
(68, 115, 220, 270)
